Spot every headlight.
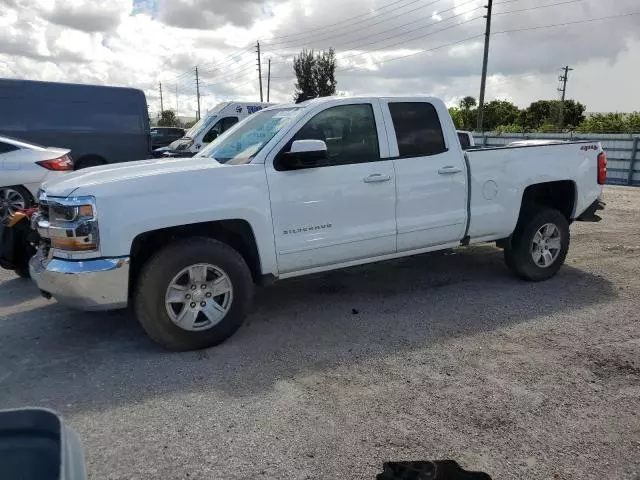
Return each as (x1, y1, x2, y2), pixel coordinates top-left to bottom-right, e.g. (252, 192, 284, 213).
(41, 196, 100, 253)
(50, 204, 94, 223)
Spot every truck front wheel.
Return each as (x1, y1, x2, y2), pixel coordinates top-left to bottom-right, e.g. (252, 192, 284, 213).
(504, 208, 570, 282)
(134, 237, 254, 351)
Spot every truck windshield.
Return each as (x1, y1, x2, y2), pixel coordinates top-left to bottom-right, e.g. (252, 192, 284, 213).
(195, 107, 301, 164)
(184, 115, 218, 139)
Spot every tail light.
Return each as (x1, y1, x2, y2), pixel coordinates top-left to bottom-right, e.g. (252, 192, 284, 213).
(597, 151, 607, 185)
(36, 154, 73, 171)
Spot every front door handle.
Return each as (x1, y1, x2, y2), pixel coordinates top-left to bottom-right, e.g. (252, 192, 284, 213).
(438, 166, 463, 174)
(363, 173, 391, 183)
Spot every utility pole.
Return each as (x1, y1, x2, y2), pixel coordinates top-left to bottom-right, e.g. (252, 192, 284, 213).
(256, 41, 264, 102)
(159, 81, 164, 114)
(267, 58, 271, 103)
(557, 65, 573, 128)
(476, 0, 493, 133)
(175, 82, 178, 117)
(195, 66, 201, 121)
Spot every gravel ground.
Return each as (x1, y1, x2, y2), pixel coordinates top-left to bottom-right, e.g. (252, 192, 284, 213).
(1, 186, 639, 480)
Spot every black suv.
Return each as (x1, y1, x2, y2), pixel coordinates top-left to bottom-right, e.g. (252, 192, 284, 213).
(150, 127, 185, 149)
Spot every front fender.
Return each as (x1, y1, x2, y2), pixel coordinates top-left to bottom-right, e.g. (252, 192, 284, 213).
(87, 164, 278, 276)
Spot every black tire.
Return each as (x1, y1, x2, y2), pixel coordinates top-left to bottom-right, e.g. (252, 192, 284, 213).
(74, 157, 105, 170)
(0, 186, 33, 221)
(134, 237, 254, 351)
(504, 208, 570, 282)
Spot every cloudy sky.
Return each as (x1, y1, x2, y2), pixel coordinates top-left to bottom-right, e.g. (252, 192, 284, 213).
(1, 0, 638, 119)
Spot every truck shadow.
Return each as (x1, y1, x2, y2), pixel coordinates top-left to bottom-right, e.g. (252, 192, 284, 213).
(0, 246, 617, 414)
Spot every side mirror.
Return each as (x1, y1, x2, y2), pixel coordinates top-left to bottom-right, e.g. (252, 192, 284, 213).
(279, 140, 328, 170)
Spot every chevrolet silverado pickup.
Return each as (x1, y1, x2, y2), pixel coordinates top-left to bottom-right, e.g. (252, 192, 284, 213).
(30, 96, 607, 351)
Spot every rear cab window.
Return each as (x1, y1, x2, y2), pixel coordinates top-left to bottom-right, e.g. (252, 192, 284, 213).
(387, 102, 447, 157)
(457, 131, 471, 150)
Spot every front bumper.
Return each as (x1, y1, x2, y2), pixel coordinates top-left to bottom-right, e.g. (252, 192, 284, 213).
(29, 252, 130, 311)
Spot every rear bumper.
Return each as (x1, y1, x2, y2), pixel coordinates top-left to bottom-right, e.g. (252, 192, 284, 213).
(29, 252, 130, 310)
(576, 197, 606, 222)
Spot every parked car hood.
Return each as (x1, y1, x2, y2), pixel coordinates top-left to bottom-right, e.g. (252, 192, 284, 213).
(42, 157, 221, 198)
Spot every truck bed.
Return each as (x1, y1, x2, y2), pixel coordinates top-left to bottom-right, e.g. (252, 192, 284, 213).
(464, 140, 602, 243)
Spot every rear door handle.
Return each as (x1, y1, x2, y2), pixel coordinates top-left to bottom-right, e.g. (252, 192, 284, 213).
(363, 173, 391, 183)
(438, 166, 463, 174)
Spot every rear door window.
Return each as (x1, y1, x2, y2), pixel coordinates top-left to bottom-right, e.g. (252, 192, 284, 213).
(388, 102, 446, 157)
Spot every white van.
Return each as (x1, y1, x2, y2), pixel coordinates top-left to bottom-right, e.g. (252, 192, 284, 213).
(162, 102, 274, 156)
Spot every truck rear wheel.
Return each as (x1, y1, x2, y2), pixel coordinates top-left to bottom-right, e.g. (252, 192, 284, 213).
(134, 237, 254, 351)
(504, 208, 570, 282)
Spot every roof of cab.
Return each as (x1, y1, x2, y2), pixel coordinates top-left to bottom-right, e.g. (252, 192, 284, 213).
(265, 94, 441, 111)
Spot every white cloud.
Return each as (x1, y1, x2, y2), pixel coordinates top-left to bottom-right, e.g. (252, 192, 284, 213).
(0, 0, 638, 120)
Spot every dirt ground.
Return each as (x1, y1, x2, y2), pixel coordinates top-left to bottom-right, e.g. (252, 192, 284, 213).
(1, 186, 639, 479)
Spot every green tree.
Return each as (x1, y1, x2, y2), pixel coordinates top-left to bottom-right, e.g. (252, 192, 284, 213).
(494, 123, 526, 134)
(561, 99, 586, 128)
(537, 122, 561, 133)
(519, 99, 586, 130)
(458, 96, 477, 130)
(293, 48, 337, 103)
(520, 100, 553, 130)
(627, 112, 640, 133)
(576, 112, 634, 133)
(482, 100, 521, 131)
(448, 107, 464, 129)
(158, 110, 178, 127)
(315, 48, 337, 97)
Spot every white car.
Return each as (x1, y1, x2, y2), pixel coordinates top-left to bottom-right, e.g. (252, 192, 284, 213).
(0, 136, 72, 221)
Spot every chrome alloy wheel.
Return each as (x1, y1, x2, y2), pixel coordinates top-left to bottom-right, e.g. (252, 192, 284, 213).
(164, 263, 233, 331)
(530, 223, 562, 268)
(0, 187, 27, 221)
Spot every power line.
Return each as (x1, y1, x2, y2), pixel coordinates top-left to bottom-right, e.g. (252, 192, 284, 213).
(277, 0, 481, 54)
(197, 64, 257, 89)
(198, 61, 256, 83)
(198, 46, 254, 69)
(336, 14, 483, 65)
(493, 0, 586, 15)
(339, 33, 484, 73)
(264, 0, 450, 48)
(337, 10, 638, 75)
(492, 11, 640, 34)
(264, 0, 442, 43)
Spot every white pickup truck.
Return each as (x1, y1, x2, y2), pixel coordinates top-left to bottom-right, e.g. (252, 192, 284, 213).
(30, 96, 607, 351)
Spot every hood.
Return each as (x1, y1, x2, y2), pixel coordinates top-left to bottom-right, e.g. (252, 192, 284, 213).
(41, 157, 221, 197)
(169, 138, 192, 150)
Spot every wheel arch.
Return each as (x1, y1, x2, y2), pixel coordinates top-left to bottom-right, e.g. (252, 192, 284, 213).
(518, 180, 577, 222)
(497, 180, 576, 249)
(129, 219, 263, 296)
